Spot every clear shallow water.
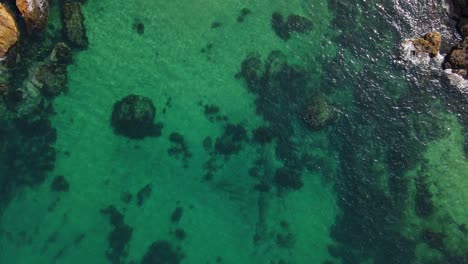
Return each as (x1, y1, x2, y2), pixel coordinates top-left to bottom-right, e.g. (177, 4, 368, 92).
(0, 0, 467, 264)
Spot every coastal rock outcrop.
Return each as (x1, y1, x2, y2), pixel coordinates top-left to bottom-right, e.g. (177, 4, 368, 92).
(16, 0, 50, 32)
(111, 94, 160, 139)
(61, 0, 88, 48)
(0, 4, 19, 59)
(444, 37, 468, 78)
(411, 32, 441, 58)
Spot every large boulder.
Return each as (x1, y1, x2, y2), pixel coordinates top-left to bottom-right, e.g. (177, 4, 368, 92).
(61, 0, 88, 48)
(412, 32, 441, 58)
(0, 4, 19, 59)
(444, 37, 468, 78)
(302, 93, 336, 130)
(111, 94, 161, 139)
(16, 0, 50, 33)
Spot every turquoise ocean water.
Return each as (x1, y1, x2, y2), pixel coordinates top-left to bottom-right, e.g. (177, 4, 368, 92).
(0, 0, 467, 263)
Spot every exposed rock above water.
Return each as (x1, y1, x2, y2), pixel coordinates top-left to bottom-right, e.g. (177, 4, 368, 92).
(411, 32, 442, 58)
(0, 4, 19, 59)
(444, 37, 468, 78)
(61, 0, 88, 48)
(16, 0, 50, 33)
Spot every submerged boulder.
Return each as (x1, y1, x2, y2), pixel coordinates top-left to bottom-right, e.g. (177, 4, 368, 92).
(141, 240, 184, 264)
(111, 94, 161, 139)
(50, 42, 72, 64)
(0, 4, 19, 59)
(32, 63, 68, 97)
(61, 0, 88, 48)
(16, 0, 50, 32)
(302, 93, 336, 130)
(271, 12, 312, 40)
(411, 31, 441, 58)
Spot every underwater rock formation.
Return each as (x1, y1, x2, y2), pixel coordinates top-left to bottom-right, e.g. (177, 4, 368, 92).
(16, 0, 50, 32)
(101, 206, 133, 264)
(302, 93, 336, 130)
(0, 4, 19, 59)
(111, 94, 161, 139)
(271, 12, 312, 40)
(61, 0, 88, 48)
(32, 63, 68, 97)
(411, 32, 441, 58)
(141, 240, 184, 264)
(214, 123, 248, 156)
(50, 42, 72, 64)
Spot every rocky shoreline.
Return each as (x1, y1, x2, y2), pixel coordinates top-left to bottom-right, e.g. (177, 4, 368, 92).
(0, 0, 87, 210)
(409, 0, 468, 80)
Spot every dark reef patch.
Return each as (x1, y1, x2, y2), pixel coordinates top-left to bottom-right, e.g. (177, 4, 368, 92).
(237, 8, 251, 23)
(214, 123, 248, 157)
(136, 184, 152, 207)
(51, 175, 70, 192)
(168, 132, 192, 167)
(141, 240, 184, 264)
(133, 19, 145, 34)
(271, 12, 312, 40)
(211, 21, 222, 29)
(101, 205, 133, 264)
(171, 206, 183, 223)
(111, 94, 163, 139)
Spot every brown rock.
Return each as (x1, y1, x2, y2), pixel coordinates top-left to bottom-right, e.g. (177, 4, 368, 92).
(444, 37, 468, 78)
(16, 0, 50, 32)
(0, 4, 19, 59)
(458, 18, 468, 38)
(412, 32, 442, 58)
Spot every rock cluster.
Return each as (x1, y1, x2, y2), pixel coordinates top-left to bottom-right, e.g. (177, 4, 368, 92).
(444, 0, 468, 78)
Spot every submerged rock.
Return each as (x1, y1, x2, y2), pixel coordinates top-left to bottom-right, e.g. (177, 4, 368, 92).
(111, 94, 160, 139)
(50, 42, 72, 64)
(61, 0, 88, 48)
(411, 32, 441, 58)
(302, 93, 336, 130)
(271, 12, 312, 40)
(214, 123, 248, 156)
(141, 240, 184, 264)
(16, 0, 50, 32)
(0, 4, 19, 59)
(32, 63, 68, 97)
